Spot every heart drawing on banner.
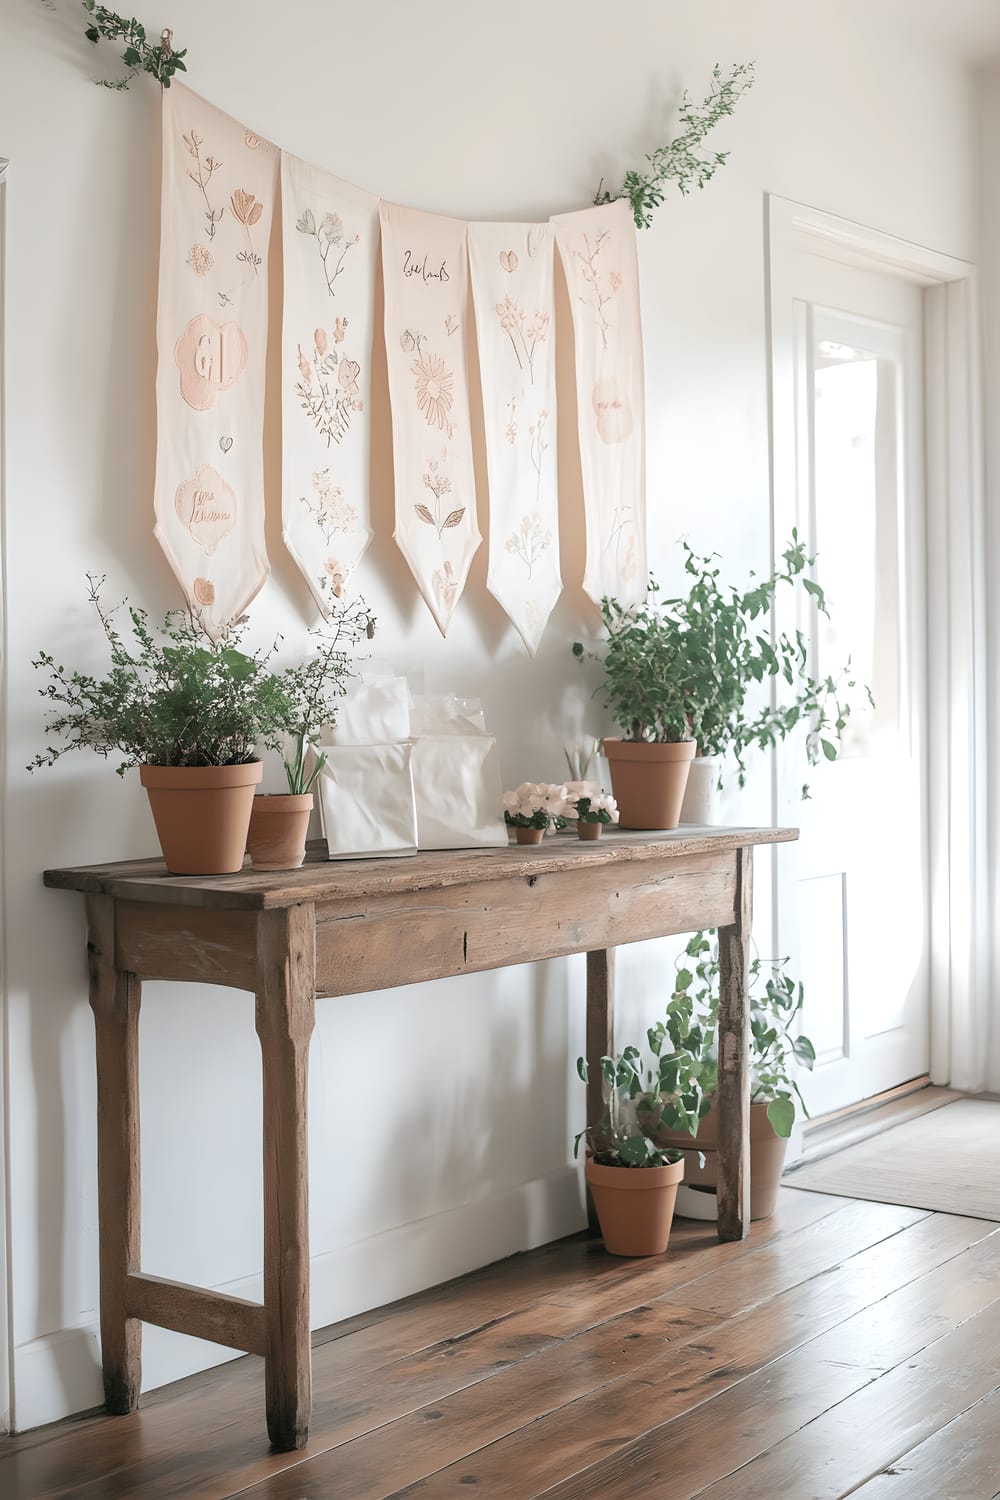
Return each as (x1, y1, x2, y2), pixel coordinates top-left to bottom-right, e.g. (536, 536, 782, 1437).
(219, 436, 234, 454)
(499, 250, 519, 273)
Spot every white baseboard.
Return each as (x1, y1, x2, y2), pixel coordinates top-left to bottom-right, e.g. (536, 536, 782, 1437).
(13, 1166, 584, 1432)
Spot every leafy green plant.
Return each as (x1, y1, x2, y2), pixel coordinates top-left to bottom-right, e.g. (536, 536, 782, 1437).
(277, 599, 376, 795)
(596, 62, 755, 229)
(575, 993, 707, 1168)
(80, 3, 187, 90)
(672, 931, 816, 1138)
(574, 533, 870, 786)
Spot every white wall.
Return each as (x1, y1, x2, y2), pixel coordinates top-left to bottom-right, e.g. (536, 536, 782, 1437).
(0, 0, 983, 1428)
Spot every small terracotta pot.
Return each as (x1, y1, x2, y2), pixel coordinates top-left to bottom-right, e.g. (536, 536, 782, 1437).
(603, 739, 697, 830)
(247, 793, 314, 871)
(585, 1155, 684, 1256)
(514, 825, 545, 845)
(140, 762, 262, 875)
(577, 820, 602, 841)
(652, 1098, 790, 1221)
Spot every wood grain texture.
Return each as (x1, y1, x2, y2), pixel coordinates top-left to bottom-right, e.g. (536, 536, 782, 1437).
(124, 1274, 266, 1357)
(716, 844, 753, 1241)
(44, 826, 797, 910)
(86, 894, 143, 1416)
(255, 903, 316, 1452)
(846, 1390, 1000, 1498)
(115, 902, 257, 989)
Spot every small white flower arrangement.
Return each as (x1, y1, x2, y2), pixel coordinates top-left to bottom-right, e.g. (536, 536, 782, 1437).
(564, 779, 619, 830)
(503, 781, 571, 834)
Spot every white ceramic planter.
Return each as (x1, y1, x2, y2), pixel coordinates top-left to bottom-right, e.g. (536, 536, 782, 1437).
(679, 754, 721, 825)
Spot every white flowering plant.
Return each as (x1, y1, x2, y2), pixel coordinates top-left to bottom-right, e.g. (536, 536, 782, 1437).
(503, 781, 571, 832)
(563, 779, 619, 827)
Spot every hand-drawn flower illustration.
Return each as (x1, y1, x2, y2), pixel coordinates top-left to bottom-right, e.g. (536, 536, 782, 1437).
(323, 557, 347, 598)
(444, 314, 459, 337)
(296, 207, 360, 297)
(175, 315, 249, 411)
(295, 330, 364, 446)
(244, 130, 262, 150)
(300, 468, 359, 543)
(499, 250, 519, 273)
(496, 296, 549, 382)
(187, 243, 214, 277)
(505, 512, 552, 580)
(412, 349, 456, 436)
(528, 408, 550, 503)
(334, 317, 347, 344)
(433, 560, 459, 612)
(572, 230, 620, 351)
(183, 129, 223, 240)
(193, 577, 216, 608)
(416, 459, 465, 537)
(231, 188, 264, 277)
(174, 465, 237, 555)
(592, 377, 633, 444)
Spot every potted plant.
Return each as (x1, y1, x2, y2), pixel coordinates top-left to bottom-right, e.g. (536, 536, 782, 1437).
(502, 782, 570, 844)
(246, 599, 375, 872)
(574, 533, 868, 828)
(574, 1014, 705, 1256)
(28, 578, 296, 874)
(651, 931, 816, 1220)
(562, 780, 619, 841)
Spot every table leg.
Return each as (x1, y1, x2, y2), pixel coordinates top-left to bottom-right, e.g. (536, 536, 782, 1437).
(716, 846, 753, 1241)
(585, 949, 615, 1230)
(85, 894, 142, 1414)
(256, 904, 316, 1452)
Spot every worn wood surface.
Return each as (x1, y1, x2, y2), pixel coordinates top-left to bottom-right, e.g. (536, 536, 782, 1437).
(85, 894, 143, 1417)
(115, 901, 257, 989)
(716, 844, 753, 1241)
(4, 1189, 997, 1500)
(124, 1274, 266, 1357)
(255, 904, 316, 1452)
(44, 826, 797, 910)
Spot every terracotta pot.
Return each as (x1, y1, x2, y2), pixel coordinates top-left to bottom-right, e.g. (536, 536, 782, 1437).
(247, 793, 314, 871)
(679, 753, 722, 826)
(577, 820, 602, 841)
(140, 762, 262, 875)
(585, 1155, 684, 1256)
(603, 739, 697, 830)
(514, 826, 545, 845)
(653, 1098, 790, 1221)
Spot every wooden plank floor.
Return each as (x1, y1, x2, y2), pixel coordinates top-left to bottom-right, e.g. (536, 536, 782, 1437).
(3, 1186, 999, 1498)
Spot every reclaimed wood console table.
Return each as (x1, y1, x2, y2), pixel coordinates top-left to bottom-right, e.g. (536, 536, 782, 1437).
(45, 825, 795, 1451)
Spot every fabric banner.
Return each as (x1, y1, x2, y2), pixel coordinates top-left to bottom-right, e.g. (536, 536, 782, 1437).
(280, 153, 379, 616)
(153, 85, 278, 634)
(468, 223, 561, 655)
(552, 199, 647, 609)
(379, 202, 481, 636)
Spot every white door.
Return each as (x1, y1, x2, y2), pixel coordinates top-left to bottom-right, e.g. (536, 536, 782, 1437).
(774, 249, 929, 1117)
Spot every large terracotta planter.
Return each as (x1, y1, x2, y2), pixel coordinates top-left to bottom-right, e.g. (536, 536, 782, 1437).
(603, 738, 696, 830)
(247, 793, 314, 871)
(585, 1155, 684, 1256)
(140, 761, 262, 875)
(653, 1098, 790, 1221)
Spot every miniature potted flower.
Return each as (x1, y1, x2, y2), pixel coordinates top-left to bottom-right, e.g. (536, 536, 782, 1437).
(503, 782, 570, 844)
(29, 577, 291, 875)
(575, 1025, 705, 1256)
(246, 598, 375, 872)
(563, 779, 619, 841)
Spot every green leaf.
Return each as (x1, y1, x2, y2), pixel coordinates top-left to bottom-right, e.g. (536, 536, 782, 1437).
(618, 1135, 653, 1167)
(766, 1095, 795, 1138)
(576, 1057, 588, 1082)
(820, 738, 838, 762)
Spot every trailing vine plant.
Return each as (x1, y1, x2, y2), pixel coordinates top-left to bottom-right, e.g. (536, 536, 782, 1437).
(596, 61, 755, 229)
(79, 2, 187, 89)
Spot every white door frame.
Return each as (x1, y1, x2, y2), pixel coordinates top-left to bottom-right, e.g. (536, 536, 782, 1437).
(0, 154, 12, 1433)
(766, 193, 987, 1094)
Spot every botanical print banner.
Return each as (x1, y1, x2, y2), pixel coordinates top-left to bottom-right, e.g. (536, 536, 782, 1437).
(154, 85, 277, 634)
(468, 222, 561, 655)
(380, 201, 481, 636)
(552, 199, 647, 609)
(280, 153, 378, 616)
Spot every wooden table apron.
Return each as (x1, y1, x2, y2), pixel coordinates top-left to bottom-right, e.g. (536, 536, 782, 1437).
(44, 826, 796, 1452)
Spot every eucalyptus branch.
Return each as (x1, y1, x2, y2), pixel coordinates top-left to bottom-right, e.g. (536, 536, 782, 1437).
(78, 2, 188, 90)
(596, 62, 755, 230)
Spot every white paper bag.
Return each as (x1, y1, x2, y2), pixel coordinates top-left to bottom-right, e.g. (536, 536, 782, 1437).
(327, 677, 412, 746)
(316, 743, 418, 859)
(411, 736, 507, 849)
(409, 695, 487, 737)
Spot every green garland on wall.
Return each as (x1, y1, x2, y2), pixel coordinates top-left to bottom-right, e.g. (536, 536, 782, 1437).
(80, 1, 187, 89)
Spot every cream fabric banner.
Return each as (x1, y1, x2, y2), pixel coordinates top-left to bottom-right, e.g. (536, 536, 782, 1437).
(552, 199, 647, 609)
(380, 201, 481, 636)
(281, 153, 378, 616)
(154, 86, 277, 634)
(469, 223, 560, 655)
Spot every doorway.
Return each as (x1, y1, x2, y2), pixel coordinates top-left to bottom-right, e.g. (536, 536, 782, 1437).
(766, 196, 986, 1114)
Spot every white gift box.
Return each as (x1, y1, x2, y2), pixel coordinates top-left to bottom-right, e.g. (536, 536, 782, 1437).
(315, 742, 418, 859)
